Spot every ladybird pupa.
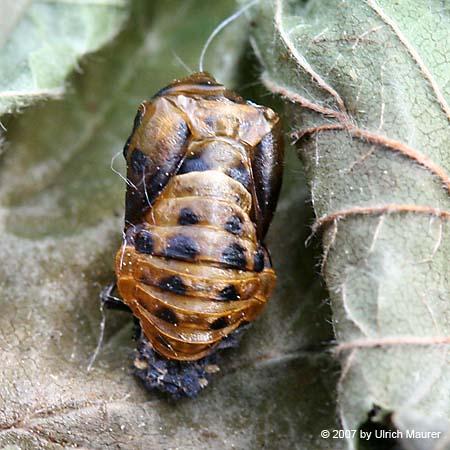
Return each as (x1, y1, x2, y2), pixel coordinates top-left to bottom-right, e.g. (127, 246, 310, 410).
(111, 72, 283, 396)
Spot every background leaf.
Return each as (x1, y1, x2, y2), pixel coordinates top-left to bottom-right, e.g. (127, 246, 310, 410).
(0, 0, 128, 115)
(0, 1, 345, 448)
(252, 0, 450, 448)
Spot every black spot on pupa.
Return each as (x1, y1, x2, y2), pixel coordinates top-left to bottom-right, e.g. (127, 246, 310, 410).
(131, 148, 150, 175)
(165, 234, 200, 261)
(135, 230, 154, 254)
(221, 242, 247, 269)
(217, 285, 240, 301)
(156, 307, 178, 325)
(158, 276, 187, 295)
(179, 154, 210, 174)
(224, 215, 243, 235)
(253, 246, 265, 272)
(228, 162, 250, 189)
(210, 317, 228, 330)
(178, 207, 199, 225)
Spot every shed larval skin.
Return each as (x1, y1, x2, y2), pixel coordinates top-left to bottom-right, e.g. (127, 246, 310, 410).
(115, 72, 284, 361)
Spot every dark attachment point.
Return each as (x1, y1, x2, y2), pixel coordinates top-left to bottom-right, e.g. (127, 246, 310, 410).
(133, 323, 250, 398)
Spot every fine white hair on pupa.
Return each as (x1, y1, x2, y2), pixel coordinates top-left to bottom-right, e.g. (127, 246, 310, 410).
(87, 282, 128, 371)
(142, 170, 152, 209)
(198, 0, 260, 73)
(172, 50, 193, 74)
(110, 149, 137, 190)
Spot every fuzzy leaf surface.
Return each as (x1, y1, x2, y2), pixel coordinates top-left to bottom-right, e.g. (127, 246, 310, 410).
(0, 0, 127, 115)
(252, 0, 450, 448)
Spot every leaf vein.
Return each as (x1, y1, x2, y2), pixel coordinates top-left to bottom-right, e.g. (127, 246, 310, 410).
(366, 0, 450, 122)
(335, 336, 450, 354)
(274, 0, 347, 113)
(263, 75, 450, 193)
(0, 88, 64, 99)
(312, 204, 450, 234)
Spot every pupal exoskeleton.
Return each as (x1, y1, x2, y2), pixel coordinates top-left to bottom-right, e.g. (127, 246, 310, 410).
(114, 72, 283, 395)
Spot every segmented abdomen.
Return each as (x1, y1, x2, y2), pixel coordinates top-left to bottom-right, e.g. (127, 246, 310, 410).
(115, 138, 276, 361)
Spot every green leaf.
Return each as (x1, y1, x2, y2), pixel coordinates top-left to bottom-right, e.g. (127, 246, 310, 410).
(252, 0, 450, 447)
(0, 0, 128, 115)
(0, 1, 344, 448)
